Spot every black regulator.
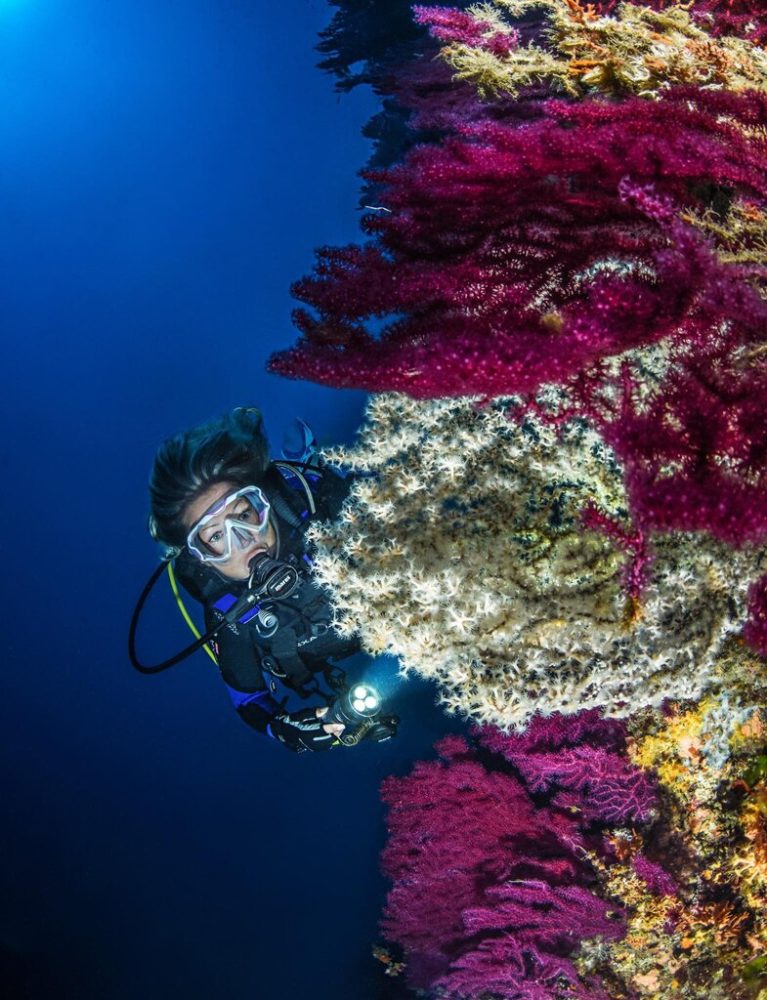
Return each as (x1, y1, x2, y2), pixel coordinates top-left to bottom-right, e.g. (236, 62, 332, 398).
(128, 551, 301, 675)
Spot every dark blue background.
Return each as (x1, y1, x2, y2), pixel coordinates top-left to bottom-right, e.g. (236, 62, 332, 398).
(1, 2, 463, 997)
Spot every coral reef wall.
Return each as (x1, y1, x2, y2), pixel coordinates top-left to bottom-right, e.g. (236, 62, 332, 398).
(292, 1, 767, 728)
(274, 2, 767, 996)
(376, 701, 767, 999)
(379, 712, 653, 999)
(275, 0, 767, 554)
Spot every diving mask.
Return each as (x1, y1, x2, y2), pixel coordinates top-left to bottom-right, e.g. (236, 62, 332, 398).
(187, 485, 271, 564)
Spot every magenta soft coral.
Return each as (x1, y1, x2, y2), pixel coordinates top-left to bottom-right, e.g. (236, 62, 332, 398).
(476, 710, 658, 825)
(668, 1, 767, 44)
(380, 714, 659, 998)
(632, 854, 679, 897)
(601, 350, 767, 547)
(273, 90, 767, 397)
(271, 89, 767, 560)
(743, 574, 767, 655)
(413, 4, 520, 56)
(579, 181, 767, 548)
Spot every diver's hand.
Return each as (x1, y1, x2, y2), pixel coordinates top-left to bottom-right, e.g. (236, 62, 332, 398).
(315, 705, 345, 738)
(269, 706, 345, 752)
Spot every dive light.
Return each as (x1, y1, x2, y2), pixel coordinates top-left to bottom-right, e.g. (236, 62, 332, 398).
(323, 683, 384, 746)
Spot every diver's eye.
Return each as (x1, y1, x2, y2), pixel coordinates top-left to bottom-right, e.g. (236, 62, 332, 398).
(208, 529, 224, 545)
(234, 504, 255, 521)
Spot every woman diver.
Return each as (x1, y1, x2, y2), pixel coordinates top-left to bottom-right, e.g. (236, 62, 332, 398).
(137, 406, 397, 753)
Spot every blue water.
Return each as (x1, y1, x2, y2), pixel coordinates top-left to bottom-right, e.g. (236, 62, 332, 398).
(1, 2, 463, 996)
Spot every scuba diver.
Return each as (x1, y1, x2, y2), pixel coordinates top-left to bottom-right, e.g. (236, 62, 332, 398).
(130, 406, 398, 753)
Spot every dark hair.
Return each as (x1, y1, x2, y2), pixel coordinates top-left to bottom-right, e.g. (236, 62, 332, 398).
(148, 407, 271, 548)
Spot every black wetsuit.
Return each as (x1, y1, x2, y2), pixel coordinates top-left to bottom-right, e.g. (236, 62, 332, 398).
(174, 462, 360, 747)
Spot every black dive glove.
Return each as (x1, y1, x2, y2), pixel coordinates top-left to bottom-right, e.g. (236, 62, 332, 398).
(269, 707, 340, 753)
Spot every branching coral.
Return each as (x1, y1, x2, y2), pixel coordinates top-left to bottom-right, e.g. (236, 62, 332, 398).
(305, 4, 767, 997)
(271, 86, 767, 546)
(686, 0, 767, 45)
(273, 89, 767, 399)
(310, 393, 763, 729)
(276, 0, 767, 561)
(379, 712, 655, 999)
(478, 708, 658, 822)
(416, 1, 767, 100)
(273, 91, 767, 544)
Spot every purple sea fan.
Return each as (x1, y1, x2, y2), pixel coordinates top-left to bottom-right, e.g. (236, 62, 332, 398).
(579, 198, 767, 550)
(477, 707, 629, 756)
(601, 350, 767, 548)
(477, 710, 659, 825)
(434, 882, 623, 1000)
(665, 0, 767, 44)
(379, 720, 648, 999)
(580, 503, 652, 599)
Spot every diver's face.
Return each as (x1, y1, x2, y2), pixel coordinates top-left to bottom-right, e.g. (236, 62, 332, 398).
(183, 481, 277, 581)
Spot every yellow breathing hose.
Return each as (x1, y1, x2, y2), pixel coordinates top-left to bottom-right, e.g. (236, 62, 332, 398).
(167, 561, 219, 665)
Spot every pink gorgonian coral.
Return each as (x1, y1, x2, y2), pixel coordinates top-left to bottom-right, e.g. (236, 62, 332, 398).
(380, 713, 660, 998)
(632, 853, 679, 897)
(271, 87, 767, 552)
(476, 709, 658, 825)
(273, 89, 767, 398)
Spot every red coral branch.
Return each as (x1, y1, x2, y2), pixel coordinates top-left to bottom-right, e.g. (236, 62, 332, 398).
(271, 89, 767, 560)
